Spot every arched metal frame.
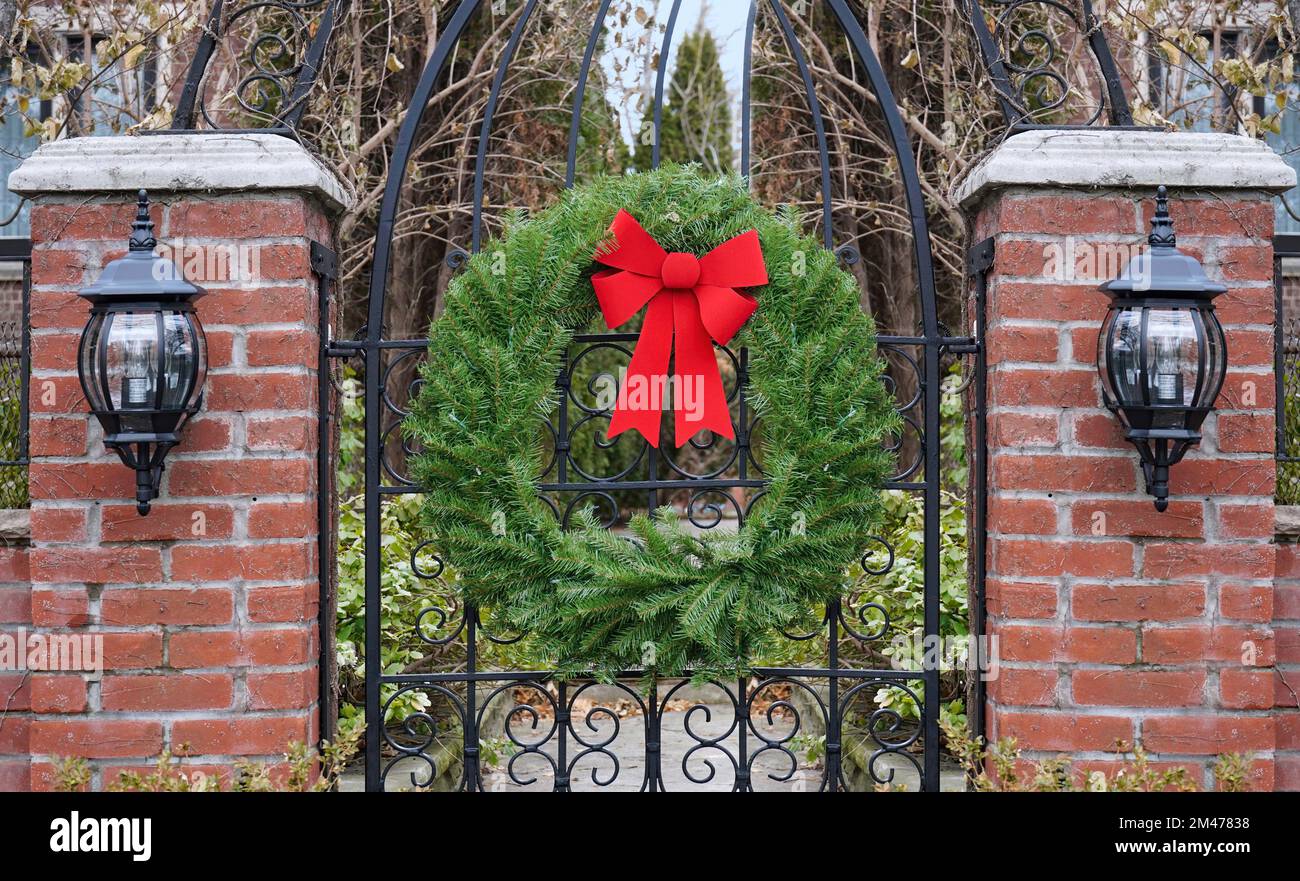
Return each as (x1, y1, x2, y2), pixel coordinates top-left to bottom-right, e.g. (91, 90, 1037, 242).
(353, 0, 970, 792)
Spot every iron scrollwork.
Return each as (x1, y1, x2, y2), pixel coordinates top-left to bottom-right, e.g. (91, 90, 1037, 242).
(170, 0, 343, 134)
(964, 0, 1140, 132)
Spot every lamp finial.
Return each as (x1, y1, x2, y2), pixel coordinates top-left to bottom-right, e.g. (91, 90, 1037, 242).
(128, 189, 157, 253)
(1148, 184, 1176, 249)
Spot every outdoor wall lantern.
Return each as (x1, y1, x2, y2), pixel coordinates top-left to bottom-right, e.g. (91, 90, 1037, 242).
(1097, 186, 1227, 512)
(77, 190, 207, 516)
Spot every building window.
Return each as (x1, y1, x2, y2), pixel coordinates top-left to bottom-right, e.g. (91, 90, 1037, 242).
(0, 58, 50, 238)
(1147, 31, 1241, 133)
(67, 34, 157, 137)
(0, 35, 157, 238)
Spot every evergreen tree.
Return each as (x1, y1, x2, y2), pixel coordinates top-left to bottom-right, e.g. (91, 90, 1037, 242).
(634, 27, 734, 173)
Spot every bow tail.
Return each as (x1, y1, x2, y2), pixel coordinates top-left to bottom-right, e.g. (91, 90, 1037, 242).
(671, 290, 734, 447)
(608, 293, 675, 448)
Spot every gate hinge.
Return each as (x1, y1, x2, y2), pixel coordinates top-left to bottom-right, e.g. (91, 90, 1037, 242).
(966, 237, 995, 276)
(310, 241, 339, 280)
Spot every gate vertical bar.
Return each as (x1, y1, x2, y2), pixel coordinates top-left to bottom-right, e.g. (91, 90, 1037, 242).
(311, 242, 339, 746)
(557, 681, 569, 792)
(651, 0, 684, 170)
(647, 680, 659, 792)
(739, 0, 757, 182)
(465, 611, 479, 791)
(923, 336, 941, 791)
(825, 0, 944, 791)
(827, 601, 841, 791)
(364, 335, 381, 790)
(968, 238, 994, 751)
(736, 676, 748, 792)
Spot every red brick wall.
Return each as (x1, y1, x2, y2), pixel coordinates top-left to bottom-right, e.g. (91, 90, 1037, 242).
(0, 541, 30, 791)
(21, 193, 329, 789)
(1277, 544, 1300, 789)
(976, 189, 1280, 790)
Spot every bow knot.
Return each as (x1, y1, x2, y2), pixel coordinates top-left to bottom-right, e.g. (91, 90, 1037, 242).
(660, 252, 701, 289)
(592, 210, 767, 448)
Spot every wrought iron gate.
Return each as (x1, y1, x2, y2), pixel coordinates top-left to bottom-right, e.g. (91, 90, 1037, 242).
(1275, 234, 1300, 498)
(340, 0, 981, 792)
(0, 239, 30, 506)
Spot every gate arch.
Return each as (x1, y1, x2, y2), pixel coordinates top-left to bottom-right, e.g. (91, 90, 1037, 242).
(360, 0, 961, 792)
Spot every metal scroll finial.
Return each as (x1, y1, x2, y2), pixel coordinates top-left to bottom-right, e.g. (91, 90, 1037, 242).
(1148, 185, 1176, 249)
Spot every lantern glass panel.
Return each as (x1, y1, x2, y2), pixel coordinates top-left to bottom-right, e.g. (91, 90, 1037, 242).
(188, 314, 207, 411)
(1101, 307, 1143, 419)
(1096, 310, 1116, 402)
(79, 313, 108, 412)
(104, 311, 160, 433)
(1195, 309, 1227, 410)
(158, 310, 199, 412)
(1143, 308, 1200, 429)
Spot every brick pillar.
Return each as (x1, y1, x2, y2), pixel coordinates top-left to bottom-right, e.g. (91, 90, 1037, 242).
(7, 134, 348, 789)
(0, 516, 30, 790)
(957, 130, 1295, 790)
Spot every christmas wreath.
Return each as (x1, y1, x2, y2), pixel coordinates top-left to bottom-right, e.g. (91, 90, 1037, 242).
(405, 164, 898, 679)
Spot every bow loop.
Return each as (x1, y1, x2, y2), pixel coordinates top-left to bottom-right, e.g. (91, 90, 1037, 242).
(693, 284, 757, 344)
(594, 209, 668, 278)
(698, 229, 768, 288)
(592, 210, 765, 448)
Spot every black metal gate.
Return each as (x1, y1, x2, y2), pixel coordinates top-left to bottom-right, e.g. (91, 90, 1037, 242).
(341, 0, 980, 792)
(1275, 234, 1300, 497)
(0, 238, 30, 507)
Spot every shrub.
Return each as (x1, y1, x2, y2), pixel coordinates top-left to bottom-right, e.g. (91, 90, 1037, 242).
(0, 364, 26, 509)
(1280, 378, 1300, 503)
(335, 491, 450, 739)
(941, 719, 1252, 792)
(52, 728, 362, 792)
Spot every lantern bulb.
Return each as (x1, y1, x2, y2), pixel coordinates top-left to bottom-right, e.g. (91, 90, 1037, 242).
(123, 336, 155, 408)
(1155, 372, 1180, 403)
(1151, 330, 1184, 405)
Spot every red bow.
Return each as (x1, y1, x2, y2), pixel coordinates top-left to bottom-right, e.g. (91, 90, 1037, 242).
(592, 210, 767, 448)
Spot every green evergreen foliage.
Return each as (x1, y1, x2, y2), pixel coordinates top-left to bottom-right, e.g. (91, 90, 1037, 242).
(634, 29, 734, 173)
(1280, 370, 1300, 503)
(403, 165, 898, 679)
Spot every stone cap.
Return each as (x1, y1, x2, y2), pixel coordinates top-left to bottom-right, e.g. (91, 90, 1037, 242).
(1277, 505, 1300, 539)
(8, 132, 353, 213)
(0, 508, 29, 542)
(954, 129, 1297, 208)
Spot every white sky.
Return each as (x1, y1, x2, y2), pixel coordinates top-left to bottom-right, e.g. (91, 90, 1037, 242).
(600, 0, 750, 152)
